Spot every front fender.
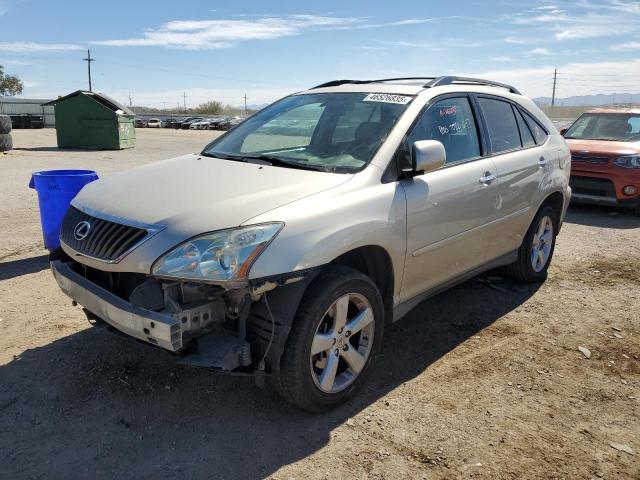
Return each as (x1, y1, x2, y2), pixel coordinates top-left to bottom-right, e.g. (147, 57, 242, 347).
(246, 176, 407, 303)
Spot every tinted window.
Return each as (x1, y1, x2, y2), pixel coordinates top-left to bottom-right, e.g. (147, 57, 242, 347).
(478, 98, 521, 154)
(513, 107, 536, 147)
(522, 111, 548, 144)
(205, 92, 411, 172)
(332, 103, 381, 143)
(408, 97, 480, 164)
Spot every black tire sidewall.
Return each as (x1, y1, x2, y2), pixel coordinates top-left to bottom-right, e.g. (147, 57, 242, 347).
(279, 266, 385, 411)
(0, 133, 13, 152)
(0, 115, 11, 134)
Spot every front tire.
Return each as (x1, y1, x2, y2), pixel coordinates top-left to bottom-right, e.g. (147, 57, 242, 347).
(505, 204, 558, 283)
(276, 266, 384, 412)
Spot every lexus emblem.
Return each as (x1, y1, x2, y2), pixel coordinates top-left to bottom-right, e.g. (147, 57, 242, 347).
(73, 221, 92, 241)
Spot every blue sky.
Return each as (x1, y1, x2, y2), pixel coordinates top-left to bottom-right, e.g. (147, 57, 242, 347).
(1, 0, 639, 107)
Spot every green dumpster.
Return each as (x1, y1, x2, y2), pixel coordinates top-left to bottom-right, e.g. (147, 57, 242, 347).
(43, 90, 135, 150)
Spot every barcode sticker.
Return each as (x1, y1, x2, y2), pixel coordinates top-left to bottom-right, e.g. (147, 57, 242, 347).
(363, 93, 413, 104)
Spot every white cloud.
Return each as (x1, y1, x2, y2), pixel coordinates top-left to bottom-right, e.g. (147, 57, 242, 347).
(504, 2, 640, 41)
(489, 56, 511, 62)
(1, 59, 31, 65)
(464, 58, 640, 98)
(610, 40, 640, 51)
(0, 42, 83, 52)
(91, 15, 362, 49)
(527, 47, 551, 55)
(504, 37, 528, 45)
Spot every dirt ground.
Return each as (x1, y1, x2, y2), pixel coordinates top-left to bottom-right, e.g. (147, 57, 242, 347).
(0, 129, 638, 479)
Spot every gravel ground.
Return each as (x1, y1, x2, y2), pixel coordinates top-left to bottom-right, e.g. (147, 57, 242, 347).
(0, 129, 638, 479)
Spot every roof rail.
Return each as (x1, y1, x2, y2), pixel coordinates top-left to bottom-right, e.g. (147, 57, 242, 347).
(311, 76, 521, 95)
(424, 76, 521, 95)
(311, 77, 438, 89)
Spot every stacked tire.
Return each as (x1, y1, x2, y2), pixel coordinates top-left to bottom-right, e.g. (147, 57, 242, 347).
(0, 115, 12, 152)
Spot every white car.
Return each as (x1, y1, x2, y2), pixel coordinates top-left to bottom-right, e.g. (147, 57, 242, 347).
(147, 118, 161, 128)
(189, 119, 212, 130)
(52, 75, 571, 411)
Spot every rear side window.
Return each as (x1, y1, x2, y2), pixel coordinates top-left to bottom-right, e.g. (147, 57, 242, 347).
(513, 107, 536, 147)
(478, 98, 521, 154)
(521, 110, 548, 144)
(407, 97, 481, 164)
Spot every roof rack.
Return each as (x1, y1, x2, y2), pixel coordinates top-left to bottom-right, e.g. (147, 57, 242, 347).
(311, 77, 438, 89)
(424, 76, 521, 94)
(311, 76, 521, 95)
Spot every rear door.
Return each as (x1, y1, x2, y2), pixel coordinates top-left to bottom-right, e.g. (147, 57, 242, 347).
(474, 96, 549, 260)
(400, 95, 499, 301)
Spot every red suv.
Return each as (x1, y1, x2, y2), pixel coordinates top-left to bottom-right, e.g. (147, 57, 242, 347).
(563, 107, 640, 213)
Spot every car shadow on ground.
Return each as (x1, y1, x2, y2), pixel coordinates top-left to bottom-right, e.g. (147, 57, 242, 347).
(0, 254, 49, 281)
(565, 204, 640, 229)
(0, 274, 540, 479)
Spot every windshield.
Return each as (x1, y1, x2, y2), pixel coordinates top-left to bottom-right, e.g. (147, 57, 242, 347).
(202, 92, 413, 172)
(565, 113, 640, 142)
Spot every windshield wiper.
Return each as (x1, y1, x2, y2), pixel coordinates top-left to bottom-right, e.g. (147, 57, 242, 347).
(203, 152, 337, 172)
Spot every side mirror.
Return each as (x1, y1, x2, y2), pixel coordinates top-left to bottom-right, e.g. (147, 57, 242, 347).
(412, 140, 446, 174)
(559, 128, 568, 136)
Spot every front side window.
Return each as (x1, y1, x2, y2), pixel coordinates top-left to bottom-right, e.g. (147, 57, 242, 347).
(203, 93, 412, 172)
(478, 97, 521, 154)
(564, 113, 640, 142)
(407, 97, 481, 165)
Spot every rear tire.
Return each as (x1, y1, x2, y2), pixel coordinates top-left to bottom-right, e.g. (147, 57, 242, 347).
(0, 133, 13, 152)
(275, 266, 384, 412)
(504, 205, 558, 283)
(0, 115, 11, 134)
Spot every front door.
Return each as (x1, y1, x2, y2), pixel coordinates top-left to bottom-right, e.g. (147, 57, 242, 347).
(399, 95, 498, 302)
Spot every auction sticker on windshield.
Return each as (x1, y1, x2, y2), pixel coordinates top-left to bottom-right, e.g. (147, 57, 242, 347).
(363, 93, 413, 104)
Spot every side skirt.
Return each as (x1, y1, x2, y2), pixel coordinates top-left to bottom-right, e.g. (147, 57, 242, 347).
(392, 250, 518, 322)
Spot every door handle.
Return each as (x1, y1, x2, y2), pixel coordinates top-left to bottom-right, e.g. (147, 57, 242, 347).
(479, 172, 497, 184)
(538, 157, 549, 167)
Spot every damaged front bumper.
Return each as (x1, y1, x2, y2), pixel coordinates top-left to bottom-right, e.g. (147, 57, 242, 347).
(51, 260, 253, 371)
(52, 260, 184, 351)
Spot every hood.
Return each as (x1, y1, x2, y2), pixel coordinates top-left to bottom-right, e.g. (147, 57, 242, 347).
(566, 138, 640, 156)
(73, 154, 352, 236)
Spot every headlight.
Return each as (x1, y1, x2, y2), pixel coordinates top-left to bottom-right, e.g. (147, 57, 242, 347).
(152, 223, 283, 282)
(613, 155, 640, 169)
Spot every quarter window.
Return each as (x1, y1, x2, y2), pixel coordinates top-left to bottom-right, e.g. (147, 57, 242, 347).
(521, 110, 548, 144)
(478, 98, 521, 154)
(407, 97, 481, 165)
(513, 106, 536, 148)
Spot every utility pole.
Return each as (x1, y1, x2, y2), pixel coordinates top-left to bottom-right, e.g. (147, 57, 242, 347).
(244, 93, 247, 114)
(551, 68, 557, 108)
(128, 95, 133, 107)
(183, 92, 187, 112)
(83, 49, 95, 92)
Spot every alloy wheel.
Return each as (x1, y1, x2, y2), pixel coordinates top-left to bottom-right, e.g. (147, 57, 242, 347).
(309, 293, 375, 394)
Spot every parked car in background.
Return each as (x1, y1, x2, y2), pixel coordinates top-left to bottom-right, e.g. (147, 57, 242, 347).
(135, 118, 148, 128)
(207, 117, 229, 130)
(189, 118, 214, 130)
(217, 116, 244, 130)
(147, 118, 161, 128)
(51, 76, 570, 411)
(179, 117, 204, 129)
(562, 107, 640, 213)
(162, 118, 178, 128)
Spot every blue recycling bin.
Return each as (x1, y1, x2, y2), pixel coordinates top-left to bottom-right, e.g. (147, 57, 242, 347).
(29, 169, 99, 250)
